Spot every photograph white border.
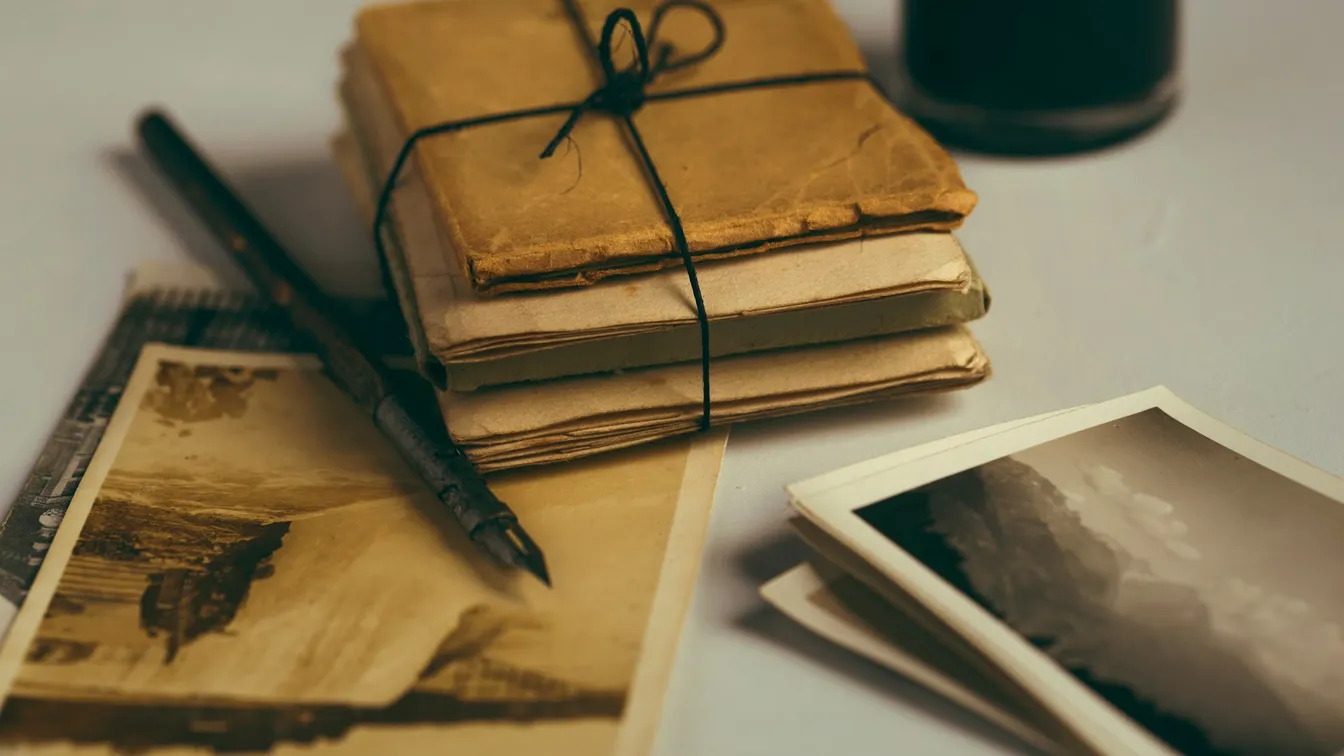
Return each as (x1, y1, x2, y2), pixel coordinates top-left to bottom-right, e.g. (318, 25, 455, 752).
(786, 405, 1088, 505)
(794, 385, 1344, 756)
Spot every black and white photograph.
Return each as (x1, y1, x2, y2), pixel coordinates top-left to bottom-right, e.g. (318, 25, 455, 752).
(852, 405, 1344, 756)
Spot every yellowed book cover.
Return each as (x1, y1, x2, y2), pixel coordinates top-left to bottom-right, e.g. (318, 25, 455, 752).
(353, 0, 977, 293)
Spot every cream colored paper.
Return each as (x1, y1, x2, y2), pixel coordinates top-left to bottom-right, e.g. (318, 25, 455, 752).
(338, 45, 984, 373)
(785, 405, 1089, 505)
(0, 344, 729, 756)
(442, 325, 990, 471)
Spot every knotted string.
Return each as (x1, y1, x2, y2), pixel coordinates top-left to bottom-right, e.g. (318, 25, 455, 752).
(373, 0, 878, 432)
(539, 1, 727, 158)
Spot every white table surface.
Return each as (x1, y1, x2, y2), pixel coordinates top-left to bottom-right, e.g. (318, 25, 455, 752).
(3, 1, 1342, 754)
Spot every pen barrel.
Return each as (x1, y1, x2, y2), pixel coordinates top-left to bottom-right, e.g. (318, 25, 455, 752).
(136, 110, 389, 413)
(134, 108, 542, 580)
(374, 395, 514, 532)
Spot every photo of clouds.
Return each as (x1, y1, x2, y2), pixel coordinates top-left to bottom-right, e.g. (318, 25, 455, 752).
(857, 408, 1344, 756)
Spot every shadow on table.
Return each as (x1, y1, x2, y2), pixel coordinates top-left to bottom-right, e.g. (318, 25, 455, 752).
(103, 146, 386, 302)
(733, 531, 1045, 756)
(103, 146, 410, 349)
(724, 391, 960, 460)
(856, 40, 1175, 164)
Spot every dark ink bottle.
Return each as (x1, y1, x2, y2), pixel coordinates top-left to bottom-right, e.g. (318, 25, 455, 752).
(893, 0, 1181, 155)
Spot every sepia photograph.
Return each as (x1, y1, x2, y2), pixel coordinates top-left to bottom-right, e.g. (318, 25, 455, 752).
(0, 344, 726, 756)
(826, 393, 1344, 756)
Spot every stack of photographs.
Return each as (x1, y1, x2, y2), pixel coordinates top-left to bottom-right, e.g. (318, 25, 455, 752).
(766, 387, 1344, 756)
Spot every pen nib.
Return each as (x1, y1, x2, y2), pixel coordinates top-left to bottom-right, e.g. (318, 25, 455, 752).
(476, 519, 551, 587)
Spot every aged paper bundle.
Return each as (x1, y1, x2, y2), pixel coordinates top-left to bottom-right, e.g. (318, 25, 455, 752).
(353, 0, 977, 293)
(778, 389, 1344, 755)
(332, 0, 993, 470)
(336, 49, 991, 472)
(0, 344, 728, 756)
(444, 324, 989, 471)
(335, 47, 990, 390)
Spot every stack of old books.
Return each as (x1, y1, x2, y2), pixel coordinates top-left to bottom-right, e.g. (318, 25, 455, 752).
(333, 0, 993, 472)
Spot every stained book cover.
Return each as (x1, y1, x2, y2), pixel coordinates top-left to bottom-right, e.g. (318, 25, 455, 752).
(353, 0, 977, 293)
(0, 344, 728, 756)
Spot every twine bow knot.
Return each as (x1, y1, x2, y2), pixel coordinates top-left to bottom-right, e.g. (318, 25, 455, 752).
(541, 2, 725, 158)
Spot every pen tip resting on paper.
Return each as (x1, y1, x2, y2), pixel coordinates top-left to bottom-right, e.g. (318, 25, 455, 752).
(477, 519, 552, 588)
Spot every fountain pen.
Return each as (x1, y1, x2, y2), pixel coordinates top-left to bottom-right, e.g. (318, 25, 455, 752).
(135, 108, 550, 587)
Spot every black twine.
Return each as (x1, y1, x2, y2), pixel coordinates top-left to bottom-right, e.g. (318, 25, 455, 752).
(373, 0, 878, 432)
